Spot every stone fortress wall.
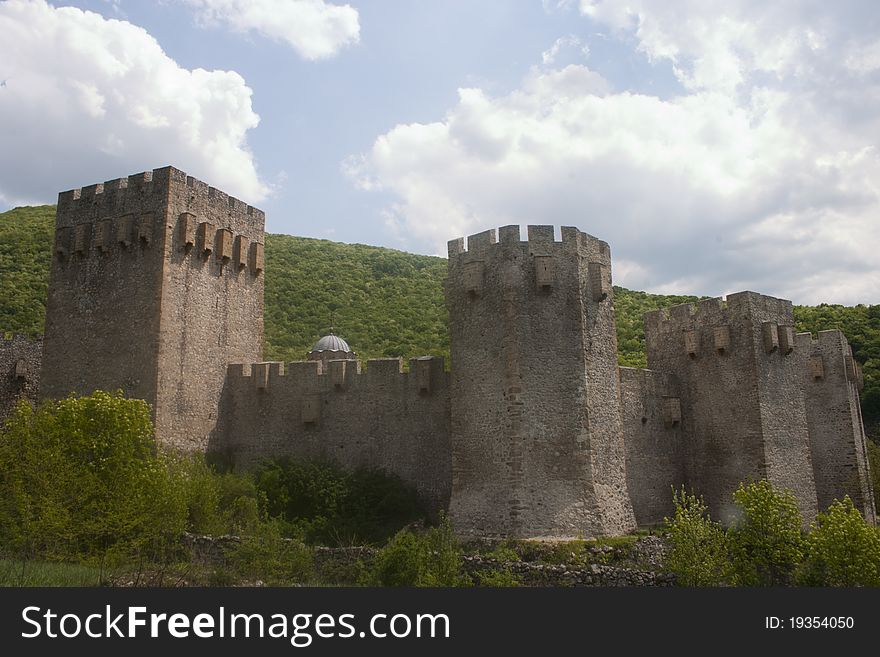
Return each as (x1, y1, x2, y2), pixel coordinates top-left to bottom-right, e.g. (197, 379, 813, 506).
(1, 167, 874, 538)
(444, 225, 635, 538)
(214, 356, 450, 511)
(39, 166, 264, 453)
(0, 333, 42, 422)
(798, 329, 875, 517)
(618, 366, 683, 527)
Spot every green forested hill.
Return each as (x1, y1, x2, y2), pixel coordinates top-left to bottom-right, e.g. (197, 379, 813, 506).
(1, 205, 877, 430)
(0, 206, 54, 336)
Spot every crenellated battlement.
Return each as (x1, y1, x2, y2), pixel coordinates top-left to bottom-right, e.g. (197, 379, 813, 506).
(52, 167, 265, 278)
(644, 291, 801, 361)
(225, 356, 447, 396)
(645, 292, 794, 331)
(220, 355, 449, 456)
(57, 167, 264, 221)
(447, 224, 610, 261)
(797, 329, 863, 388)
(31, 163, 878, 535)
(446, 225, 613, 304)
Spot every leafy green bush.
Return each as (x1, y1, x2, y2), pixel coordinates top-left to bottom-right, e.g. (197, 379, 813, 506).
(169, 455, 223, 535)
(486, 543, 521, 564)
(253, 458, 426, 545)
(799, 497, 880, 586)
(368, 517, 465, 587)
(225, 521, 315, 585)
(473, 567, 521, 587)
(0, 392, 186, 561)
(664, 487, 731, 586)
(867, 440, 880, 511)
(729, 481, 804, 586)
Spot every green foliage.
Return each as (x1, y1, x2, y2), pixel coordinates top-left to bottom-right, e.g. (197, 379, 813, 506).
(224, 520, 315, 585)
(664, 482, 880, 588)
(795, 304, 880, 431)
(473, 567, 521, 587)
(169, 455, 224, 535)
(799, 497, 880, 586)
(868, 440, 880, 512)
(0, 559, 105, 587)
(2, 206, 878, 430)
(664, 488, 732, 586)
(0, 392, 187, 561)
(728, 481, 804, 586)
(0, 206, 53, 337)
(368, 517, 466, 587)
(253, 457, 427, 546)
(486, 543, 521, 564)
(613, 287, 704, 368)
(263, 233, 449, 363)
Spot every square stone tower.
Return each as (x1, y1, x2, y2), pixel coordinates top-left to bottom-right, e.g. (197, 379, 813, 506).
(446, 225, 636, 539)
(40, 167, 264, 451)
(798, 330, 877, 522)
(644, 292, 819, 525)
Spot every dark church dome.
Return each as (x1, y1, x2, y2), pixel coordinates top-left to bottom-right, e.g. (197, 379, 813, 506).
(310, 331, 351, 354)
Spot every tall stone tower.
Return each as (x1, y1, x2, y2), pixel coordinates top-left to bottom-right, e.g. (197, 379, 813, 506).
(799, 330, 877, 522)
(41, 166, 264, 451)
(446, 225, 636, 538)
(644, 292, 819, 524)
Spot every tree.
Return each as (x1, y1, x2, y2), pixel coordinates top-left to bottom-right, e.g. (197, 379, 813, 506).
(729, 481, 803, 586)
(664, 487, 732, 586)
(0, 391, 186, 561)
(799, 497, 880, 586)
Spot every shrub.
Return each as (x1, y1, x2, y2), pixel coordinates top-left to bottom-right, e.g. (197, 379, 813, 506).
(486, 543, 521, 564)
(252, 458, 426, 545)
(867, 440, 880, 512)
(0, 393, 186, 561)
(169, 455, 223, 535)
(473, 567, 521, 587)
(368, 517, 465, 587)
(729, 481, 804, 586)
(225, 521, 315, 585)
(664, 487, 731, 586)
(799, 497, 880, 586)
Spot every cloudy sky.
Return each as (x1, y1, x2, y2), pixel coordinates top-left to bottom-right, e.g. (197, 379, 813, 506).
(1, 0, 878, 304)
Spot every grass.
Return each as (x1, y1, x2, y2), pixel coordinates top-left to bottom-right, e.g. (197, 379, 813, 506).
(0, 559, 105, 587)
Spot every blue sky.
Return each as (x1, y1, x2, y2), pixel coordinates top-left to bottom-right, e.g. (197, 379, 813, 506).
(1, 1, 879, 304)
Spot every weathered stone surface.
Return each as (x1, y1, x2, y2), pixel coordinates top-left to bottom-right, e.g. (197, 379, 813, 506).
(17, 166, 873, 540)
(0, 334, 42, 422)
(620, 367, 684, 527)
(445, 225, 636, 539)
(644, 293, 820, 525)
(40, 167, 264, 452)
(214, 357, 451, 513)
(798, 330, 877, 523)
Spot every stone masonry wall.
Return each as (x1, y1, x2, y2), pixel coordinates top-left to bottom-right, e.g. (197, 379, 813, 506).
(212, 356, 451, 512)
(35, 166, 876, 536)
(41, 171, 171, 412)
(0, 334, 42, 424)
(446, 225, 635, 539)
(619, 367, 684, 527)
(40, 167, 264, 452)
(156, 168, 264, 452)
(644, 292, 818, 525)
(799, 330, 877, 522)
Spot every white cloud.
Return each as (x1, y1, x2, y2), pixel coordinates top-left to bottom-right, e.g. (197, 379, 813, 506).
(182, 0, 359, 60)
(0, 0, 267, 206)
(347, 2, 880, 304)
(542, 35, 589, 65)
